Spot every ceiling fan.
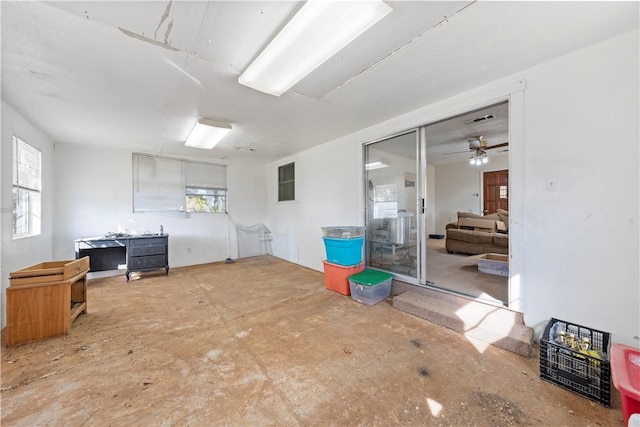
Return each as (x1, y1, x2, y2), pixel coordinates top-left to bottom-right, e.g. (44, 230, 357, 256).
(443, 136, 509, 156)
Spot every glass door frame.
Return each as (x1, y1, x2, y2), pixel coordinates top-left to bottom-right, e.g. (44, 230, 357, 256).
(417, 126, 428, 285)
(360, 84, 524, 311)
(362, 128, 428, 286)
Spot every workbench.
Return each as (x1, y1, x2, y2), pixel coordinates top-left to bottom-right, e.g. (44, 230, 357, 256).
(75, 234, 169, 281)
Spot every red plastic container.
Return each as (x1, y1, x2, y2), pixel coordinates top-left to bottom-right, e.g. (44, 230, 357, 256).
(322, 260, 364, 295)
(611, 344, 640, 426)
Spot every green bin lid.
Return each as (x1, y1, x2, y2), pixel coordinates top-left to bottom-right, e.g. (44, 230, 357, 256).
(348, 269, 393, 286)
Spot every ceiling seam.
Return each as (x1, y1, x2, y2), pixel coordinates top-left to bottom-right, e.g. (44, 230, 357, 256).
(321, 1, 478, 99)
(156, 0, 217, 154)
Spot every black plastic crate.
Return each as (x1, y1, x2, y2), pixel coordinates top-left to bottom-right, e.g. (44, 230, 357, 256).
(540, 318, 611, 407)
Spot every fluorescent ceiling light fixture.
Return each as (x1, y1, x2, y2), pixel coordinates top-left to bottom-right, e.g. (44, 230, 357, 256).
(365, 161, 389, 170)
(239, 0, 393, 96)
(184, 119, 232, 149)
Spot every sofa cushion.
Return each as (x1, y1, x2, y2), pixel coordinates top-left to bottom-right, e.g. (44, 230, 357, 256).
(447, 229, 494, 245)
(497, 209, 509, 230)
(458, 217, 496, 233)
(458, 211, 500, 221)
(493, 233, 509, 247)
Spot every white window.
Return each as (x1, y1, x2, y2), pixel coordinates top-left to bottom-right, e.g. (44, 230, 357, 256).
(373, 184, 398, 219)
(185, 160, 227, 213)
(278, 162, 295, 202)
(12, 136, 42, 238)
(132, 153, 227, 213)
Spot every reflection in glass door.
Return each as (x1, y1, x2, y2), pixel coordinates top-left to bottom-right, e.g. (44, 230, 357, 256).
(364, 131, 422, 282)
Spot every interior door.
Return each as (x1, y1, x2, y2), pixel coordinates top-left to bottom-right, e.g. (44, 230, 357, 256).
(483, 169, 509, 214)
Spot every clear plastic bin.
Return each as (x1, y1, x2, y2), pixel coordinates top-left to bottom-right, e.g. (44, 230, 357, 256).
(321, 226, 365, 239)
(348, 269, 393, 306)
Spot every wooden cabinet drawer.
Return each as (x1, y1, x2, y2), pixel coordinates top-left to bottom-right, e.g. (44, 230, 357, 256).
(129, 255, 166, 270)
(129, 237, 166, 247)
(10, 257, 90, 286)
(129, 245, 165, 257)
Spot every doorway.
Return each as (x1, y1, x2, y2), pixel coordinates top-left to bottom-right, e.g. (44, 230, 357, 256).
(483, 169, 509, 215)
(364, 101, 510, 306)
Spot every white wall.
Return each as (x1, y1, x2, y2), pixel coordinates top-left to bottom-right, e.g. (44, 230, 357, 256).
(520, 30, 639, 344)
(433, 155, 509, 234)
(267, 29, 639, 345)
(1, 101, 56, 327)
(267, 139, 362, 271)
(53, 143, 267, 269)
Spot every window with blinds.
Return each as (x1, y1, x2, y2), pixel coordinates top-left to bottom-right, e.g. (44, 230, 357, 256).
(185, 160, 227, 213)
(12, 136, 42, 238)
(278, 162, 295, 202)
(132, 153, 227, 213)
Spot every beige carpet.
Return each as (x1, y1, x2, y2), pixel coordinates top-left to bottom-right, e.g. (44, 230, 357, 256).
(426, 238, 508, 305)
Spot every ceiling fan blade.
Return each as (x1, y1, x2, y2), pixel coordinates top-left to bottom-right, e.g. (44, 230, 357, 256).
(443, 150, 471, 155)
(485, 142, 509, 150)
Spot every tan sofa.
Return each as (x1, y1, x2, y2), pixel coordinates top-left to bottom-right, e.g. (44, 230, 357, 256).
(445, 210, 509, 255)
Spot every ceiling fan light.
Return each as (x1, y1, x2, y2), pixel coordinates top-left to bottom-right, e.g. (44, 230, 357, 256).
(482, 157, 488, 164)
(469, 158, 475, 165)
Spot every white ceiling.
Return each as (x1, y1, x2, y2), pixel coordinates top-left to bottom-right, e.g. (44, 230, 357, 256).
(2, 1, 638, 163)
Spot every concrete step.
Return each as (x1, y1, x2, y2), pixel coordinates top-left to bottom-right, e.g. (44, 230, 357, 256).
(392, 289, 534, 357)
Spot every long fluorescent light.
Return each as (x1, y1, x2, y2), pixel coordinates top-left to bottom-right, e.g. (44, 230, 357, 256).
(365, 161, 389, 170)
(239, 0, 393, 96)
(184, 119, 232, 149)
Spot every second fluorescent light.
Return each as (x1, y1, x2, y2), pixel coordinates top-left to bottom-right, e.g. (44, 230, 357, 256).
(239, 0, 393, 96)
(365, 161, 389, 170)
(184, 119, 232, 150)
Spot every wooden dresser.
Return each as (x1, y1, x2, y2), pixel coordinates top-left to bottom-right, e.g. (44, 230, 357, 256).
(6, 257, 89, 347)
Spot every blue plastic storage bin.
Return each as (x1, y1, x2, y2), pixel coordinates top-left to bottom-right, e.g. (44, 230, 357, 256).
(322, 237, 364, 266)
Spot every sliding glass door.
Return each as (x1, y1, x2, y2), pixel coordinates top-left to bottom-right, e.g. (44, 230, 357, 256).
(364, 130, 427, 284)
(364, 101, 511, 306)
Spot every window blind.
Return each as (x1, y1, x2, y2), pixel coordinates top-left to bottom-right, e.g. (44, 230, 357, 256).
(132, 153, 227, 213)
(186, 160, 227, 190)
(13, 137, 41, 191)
(133, 154, 185, 212)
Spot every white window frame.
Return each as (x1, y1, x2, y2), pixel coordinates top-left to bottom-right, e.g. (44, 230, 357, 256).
(278, 162, 295, 202)
(186, 187, 227, 213)
(12, 136, 42, 239)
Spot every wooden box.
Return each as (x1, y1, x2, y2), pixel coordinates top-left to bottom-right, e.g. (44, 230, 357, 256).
(478, 253, 509, 277)
(6, 257, 90, 347)
(9, 257, 90, 286)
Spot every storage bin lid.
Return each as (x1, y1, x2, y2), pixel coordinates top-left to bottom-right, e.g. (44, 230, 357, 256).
(322, 236, 364, 242)
(321, 226, 365, 238)
(348, 269, 393, 286)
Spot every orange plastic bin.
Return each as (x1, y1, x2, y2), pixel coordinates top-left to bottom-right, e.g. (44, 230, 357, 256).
(322, 260, 364, 296)
(611, 343, 640, 426)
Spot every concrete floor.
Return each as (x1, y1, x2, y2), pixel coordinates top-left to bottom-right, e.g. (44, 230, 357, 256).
(1, 256, 623, 426)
